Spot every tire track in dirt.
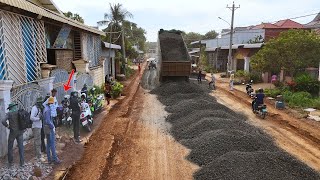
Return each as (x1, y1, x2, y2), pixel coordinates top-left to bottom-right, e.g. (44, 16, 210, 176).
(214, 81, 320, 172)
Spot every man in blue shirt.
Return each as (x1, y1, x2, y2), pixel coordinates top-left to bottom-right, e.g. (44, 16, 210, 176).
(254, 88, 265, 111)
(43, 97, 61, 164)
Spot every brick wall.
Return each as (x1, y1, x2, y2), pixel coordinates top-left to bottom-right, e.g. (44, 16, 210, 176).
(89, 66, 104, 87)
(265, 29, 289, 42)
(56, 50, 74, 72)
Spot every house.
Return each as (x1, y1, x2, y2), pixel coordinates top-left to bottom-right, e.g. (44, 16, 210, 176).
(305, 13, 320, 81)
(102, 42, 121, 81)
(198, 19, 305, 75)
(0, 0, 107, 157)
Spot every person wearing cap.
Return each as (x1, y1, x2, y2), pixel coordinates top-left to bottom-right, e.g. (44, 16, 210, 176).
(2, 103, 24, 167)
(31, 97, 44, 162)
(43, 89, 59, 126)
(43, 96, 61, 164)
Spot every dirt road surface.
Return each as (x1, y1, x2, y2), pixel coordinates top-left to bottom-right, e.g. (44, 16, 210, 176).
(214, 80, 320, 172)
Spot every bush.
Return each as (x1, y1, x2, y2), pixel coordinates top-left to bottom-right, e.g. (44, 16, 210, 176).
(111, 81, 124, 98)
(294, 73, 320, 95)
(283, 91, 315, 108)
(125, 66, 136, 78)
(92, 85, 104, 95)
(264, 88, 282, 98)
(235, 70, 249, 78)
(248, 72, 262, 83)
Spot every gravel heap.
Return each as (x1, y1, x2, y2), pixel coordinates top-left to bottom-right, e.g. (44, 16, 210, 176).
(151, 81, 320, 180)
(159, 31, 189, 62)
(0, 161, 52, 180)
(194, 151, 320, 180)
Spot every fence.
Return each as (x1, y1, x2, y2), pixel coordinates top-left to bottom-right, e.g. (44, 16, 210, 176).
(50, 68, 72, 104)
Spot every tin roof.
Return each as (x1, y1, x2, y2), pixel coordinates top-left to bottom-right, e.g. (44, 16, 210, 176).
(0, 0, 105, 35)
(103, 42, 121, 49)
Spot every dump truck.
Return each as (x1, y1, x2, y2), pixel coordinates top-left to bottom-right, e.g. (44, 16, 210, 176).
(158, 29, 191, 81)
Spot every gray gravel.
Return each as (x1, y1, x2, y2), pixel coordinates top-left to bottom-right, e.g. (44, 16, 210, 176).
(0, 161, 52, 180)
(194, 151, 320, 180)
(159, 31, 189, 62)
(151, 80, 320, 180)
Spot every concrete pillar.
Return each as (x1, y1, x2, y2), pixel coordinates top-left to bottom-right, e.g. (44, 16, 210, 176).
(280, 69, 284, 82)
(0, 80, 14, 157)
(37, 77, 55, 96)
(244, 57, 250, 72)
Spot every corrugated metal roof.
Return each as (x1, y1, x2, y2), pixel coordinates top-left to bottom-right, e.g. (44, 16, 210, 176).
(0, 0, 105, 35)
(220, 45, 240, 50)
(241, 43, 264, 49)
(103, 42, 121, 49)
(205, 47, 217, 52)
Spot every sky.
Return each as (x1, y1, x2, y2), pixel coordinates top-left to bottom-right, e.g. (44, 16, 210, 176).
(53, 0, 320, 42)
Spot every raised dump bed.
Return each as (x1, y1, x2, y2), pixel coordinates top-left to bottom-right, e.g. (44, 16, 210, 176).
(158, 29, 191, 80)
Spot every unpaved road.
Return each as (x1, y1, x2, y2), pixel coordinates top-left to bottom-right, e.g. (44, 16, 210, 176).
(214, 80, 320, 172)
(65, 68, 320, 179)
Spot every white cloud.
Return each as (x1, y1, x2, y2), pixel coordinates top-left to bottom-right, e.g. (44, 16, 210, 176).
(53, 0, 320, 41)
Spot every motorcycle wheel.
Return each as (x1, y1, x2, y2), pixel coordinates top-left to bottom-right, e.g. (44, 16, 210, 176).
(86, 124, 91, 132)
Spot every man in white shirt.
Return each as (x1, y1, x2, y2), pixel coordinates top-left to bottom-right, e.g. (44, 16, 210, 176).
(209, 73, 216, 90)
(31, 97, 44, 161)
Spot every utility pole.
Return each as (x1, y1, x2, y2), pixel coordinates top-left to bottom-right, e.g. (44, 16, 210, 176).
(227, 1, 240, 74)
(121, 27, 126, 75)
(108, 24, 113, 77)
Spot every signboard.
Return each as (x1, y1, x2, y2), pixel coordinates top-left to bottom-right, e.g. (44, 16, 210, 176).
(53, 24, 72, 48)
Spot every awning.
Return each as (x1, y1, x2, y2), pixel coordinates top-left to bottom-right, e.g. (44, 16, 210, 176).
(103, 42, 121, 49)
(0, 0, 105, 35)
(220, 45, 241, 50)
(240, 43, 264, 49)
(205, 47, 217, 52)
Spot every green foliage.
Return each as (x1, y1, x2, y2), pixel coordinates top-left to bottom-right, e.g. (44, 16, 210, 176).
(204, 30, 219, 39)
(63, 11, 84, 23)
(264, 88, 282, 98)
(265, 89, 320, 109)
(91, 85, 104, 95)
(234, 70, 262, 83)
(251, 30, 320, 75)
(247, 35, 264, 44)
(294, 73, 320, 95)
(235, 70, 249, 78)
(111, 81, 124, 98)
(125, 66, 135, 78)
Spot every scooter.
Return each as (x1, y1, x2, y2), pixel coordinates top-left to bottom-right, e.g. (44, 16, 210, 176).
(251, 96, 268, 119)
(80, 101, 93, 132)
(246, 80, 254, 97)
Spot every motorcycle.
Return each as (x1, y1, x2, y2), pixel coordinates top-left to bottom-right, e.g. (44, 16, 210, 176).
(251, 95, 268, 119)
(80, 101, 93, 132)
(88, 88, 104, 113)
(61, 95, 72, 127)
(246, 80, 254, 97)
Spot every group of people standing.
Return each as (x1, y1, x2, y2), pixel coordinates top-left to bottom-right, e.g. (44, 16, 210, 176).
(2, 88, 84, 167)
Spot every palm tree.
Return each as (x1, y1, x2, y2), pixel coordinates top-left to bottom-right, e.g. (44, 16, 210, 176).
(98, 3, 133, 34)
(98, 3, 133, 74)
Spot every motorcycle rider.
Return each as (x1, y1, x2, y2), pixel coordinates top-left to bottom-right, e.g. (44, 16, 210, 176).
(69, 91, 82, 143)
(253, 88, 265, 111)
(81, 84, 88, 97)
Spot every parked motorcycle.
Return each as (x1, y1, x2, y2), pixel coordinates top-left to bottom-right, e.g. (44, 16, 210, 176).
(246, 80, 254, 97)
(251, 95, 268, 119)
(61, 95, 72, 127)
(88, 88, 104, 113)
(80, 101, 93, 132)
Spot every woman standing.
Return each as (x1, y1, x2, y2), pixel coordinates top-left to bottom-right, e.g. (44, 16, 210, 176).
(105, 82, 112, 105)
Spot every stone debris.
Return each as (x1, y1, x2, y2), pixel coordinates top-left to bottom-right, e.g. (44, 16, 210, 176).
(151, 80, 320, 180)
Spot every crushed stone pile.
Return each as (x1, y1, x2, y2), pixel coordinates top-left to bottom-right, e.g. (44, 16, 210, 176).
(172, 118, 256, 141)
(151, 81, 320, 180)
(194, 151, 320, 180)
(186, 129, 279, 166)
(159, 31, 189, 62)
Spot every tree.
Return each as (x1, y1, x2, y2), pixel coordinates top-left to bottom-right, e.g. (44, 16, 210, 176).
(250, 30, 320, 77)
(204, 30, 218, 39)
(63, 11, 84, 23)
(182, 32, 204, 48)
(98, 3, 133, 64)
